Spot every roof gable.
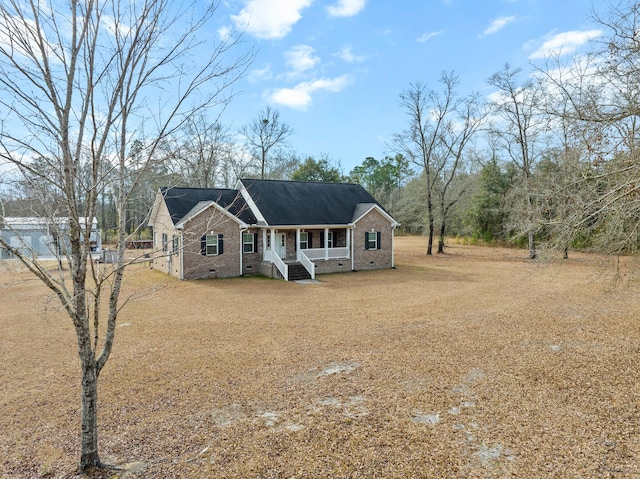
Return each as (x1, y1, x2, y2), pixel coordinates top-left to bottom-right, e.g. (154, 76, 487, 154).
(158, 187, 256, 226)
(352, 203, 399, 227)
(239, 178, 395, 226)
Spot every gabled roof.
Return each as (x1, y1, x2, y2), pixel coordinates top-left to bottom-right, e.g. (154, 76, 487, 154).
(352, 203, 377, 223)
(239, 178, 393, 226)
(351, 203, 399, 226)
(159, 187, 256, 226)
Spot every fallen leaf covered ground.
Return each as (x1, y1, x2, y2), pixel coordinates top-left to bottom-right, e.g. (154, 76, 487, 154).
(1, 237, 639, 478)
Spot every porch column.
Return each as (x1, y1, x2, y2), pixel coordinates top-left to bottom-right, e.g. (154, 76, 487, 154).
(346, 227, 351, 258)
(262, 229, 267, 254)
(324, 227, 329, 260)
(270, 229, 276, 258)
(296, 228, 301, 261)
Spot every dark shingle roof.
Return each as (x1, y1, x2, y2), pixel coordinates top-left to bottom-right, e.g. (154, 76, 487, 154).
(239, 178, 387, 226)
(159, 186, 256, 225)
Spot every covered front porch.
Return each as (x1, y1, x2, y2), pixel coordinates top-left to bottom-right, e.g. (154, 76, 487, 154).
(261, 226, 352, 281)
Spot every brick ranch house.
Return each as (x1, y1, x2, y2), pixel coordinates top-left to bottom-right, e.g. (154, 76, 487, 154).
(148, 178, 399, 281)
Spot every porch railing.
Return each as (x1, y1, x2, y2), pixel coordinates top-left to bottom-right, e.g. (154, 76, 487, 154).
(297, 251, 315, 280)
(264, 249, 288, 281)
(303, 247, 349, 260)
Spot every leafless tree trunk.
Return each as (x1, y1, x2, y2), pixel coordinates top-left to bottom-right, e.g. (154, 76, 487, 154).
(0, 0, 251, 471)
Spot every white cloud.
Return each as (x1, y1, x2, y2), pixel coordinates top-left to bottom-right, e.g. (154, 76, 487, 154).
(268, 75, 352, 110)
(231, 0, 313, 40)
(327, 0, 366, 18)
(284, 45, 320, 76)
(248, 64, 273, 82)
(529, 29, 602, 60)
(335, 46, 366, 63)
(417, 31, 443, 43)
(482, 15, 516, 36)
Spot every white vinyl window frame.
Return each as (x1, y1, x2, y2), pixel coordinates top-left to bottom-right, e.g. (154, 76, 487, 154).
(300, 232, 309, 249)
(206, 234, 219, 256)
(366, 231, 378, 250)
(243, 233, 255, 253)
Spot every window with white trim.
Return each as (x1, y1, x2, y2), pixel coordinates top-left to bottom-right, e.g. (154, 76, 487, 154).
(243, 233, 255, 253)
(365, 231, 379, 250)
(327, 231, 334, 248)
(206, 234, 219, 255)
(300, 232, 309, 249)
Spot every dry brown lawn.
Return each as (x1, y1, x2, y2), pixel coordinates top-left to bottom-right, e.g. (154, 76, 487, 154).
(1, 236, 639, 478)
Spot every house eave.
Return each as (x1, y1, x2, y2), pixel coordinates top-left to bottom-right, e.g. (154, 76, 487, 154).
(255, 223, 351, 230)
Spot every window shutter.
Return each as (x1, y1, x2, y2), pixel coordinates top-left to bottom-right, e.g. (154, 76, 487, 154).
(253, 233, 258, 252)
(200, 235, 206, 255)
(308, 233, 313, 249)
(320, 232, 324, 247)
(364, 232, 369, 250)
(377, 232, 381, 249)
(218, 234, 224, 254)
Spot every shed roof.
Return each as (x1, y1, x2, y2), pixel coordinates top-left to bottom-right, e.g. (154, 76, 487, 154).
(159, 187, 256, 226)
(2, 217, 98, 229)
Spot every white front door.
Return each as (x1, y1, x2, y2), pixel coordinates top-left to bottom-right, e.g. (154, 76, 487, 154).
(275, 233, 286, 258)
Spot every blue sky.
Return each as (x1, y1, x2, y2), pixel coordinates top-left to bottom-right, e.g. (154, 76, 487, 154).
(213, 0, 610, 174)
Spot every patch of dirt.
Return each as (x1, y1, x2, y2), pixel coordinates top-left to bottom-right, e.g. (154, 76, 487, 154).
(1, 237, 639, 478)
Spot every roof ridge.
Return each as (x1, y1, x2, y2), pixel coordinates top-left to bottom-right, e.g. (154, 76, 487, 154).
(162, 186, 237, 191)
(240, 178, 358, 186)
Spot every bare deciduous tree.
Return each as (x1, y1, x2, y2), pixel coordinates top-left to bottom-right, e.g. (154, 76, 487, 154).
(239, 106, 293, 180)
(0, 0, 251, 471)
(395, 78, 450, 255)
(395, 71, 483, 254)
(435, 89, 488, 253)
(167, 112, 234, 188)
(488, 64, 547, 259)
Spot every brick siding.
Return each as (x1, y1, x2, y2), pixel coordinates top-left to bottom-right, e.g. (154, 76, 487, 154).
(352, 208, 394, 271)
